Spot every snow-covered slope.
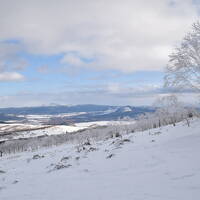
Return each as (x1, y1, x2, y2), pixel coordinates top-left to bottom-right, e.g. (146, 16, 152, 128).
(0, 120, 133, 142)
(0, 119, 200, 200)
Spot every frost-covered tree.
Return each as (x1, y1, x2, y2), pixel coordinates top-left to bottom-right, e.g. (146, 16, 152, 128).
(155, 95, 181, 126)
(165, 21, 200, 92)
(154, 95, 194, 127)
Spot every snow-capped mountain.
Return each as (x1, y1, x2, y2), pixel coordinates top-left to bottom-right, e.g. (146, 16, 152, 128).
(115, 106, 133, 113)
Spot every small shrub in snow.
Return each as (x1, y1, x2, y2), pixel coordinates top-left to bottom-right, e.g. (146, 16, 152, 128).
(61, 156, 71, 162)
(88, 147, 98, 152)
(54, 163, 72, 170)
(32, 154, 44, 160)
(106, 154, 114, 159)
(75, 156, 80, 161)
(123, 139, 131, 142)
(12, 180, 19, 184)
(149, 131, 161, 136)
(76, 145, 86, 153)
(84, 139, 91, 146)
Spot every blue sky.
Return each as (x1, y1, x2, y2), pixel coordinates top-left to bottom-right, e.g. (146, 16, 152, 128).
(0, 0, 199, 107)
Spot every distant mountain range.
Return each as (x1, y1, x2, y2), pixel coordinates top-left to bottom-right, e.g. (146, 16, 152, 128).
(0, 105, 116, 115)
(0, 105, 155, 123)
(56, 106, 155, 123)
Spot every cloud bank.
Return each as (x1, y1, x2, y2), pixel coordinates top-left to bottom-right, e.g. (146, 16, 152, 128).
(0, 0, 199, 107)
(0, 0, 199, 72)
(0, 83, 199, 107)
(0, 72, 24, 82)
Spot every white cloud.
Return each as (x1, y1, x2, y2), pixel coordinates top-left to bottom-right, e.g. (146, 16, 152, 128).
(0, 87, 198, 108)
(0, 72, 25, 82)
(0, 0, 199, 72)
(61, 53, 84, 66)
(0, 42, 28, 74)
(106, 83, 162, 95)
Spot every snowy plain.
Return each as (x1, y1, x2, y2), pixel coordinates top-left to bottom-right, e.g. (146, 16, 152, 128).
(0, 120, 133, 141)
(0, 119, 200, 200)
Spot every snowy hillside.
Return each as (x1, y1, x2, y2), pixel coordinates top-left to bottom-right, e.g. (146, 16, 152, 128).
(0, 120, 133, 142)
(0, 119, 200, 200)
